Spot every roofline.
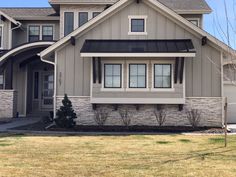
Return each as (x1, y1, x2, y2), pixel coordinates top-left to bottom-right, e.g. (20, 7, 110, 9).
(40, 0, 236, 59)
(49, 1, 116, 5)
(0, 41, 54, 64)
(0, 10, 21, 26)
(14, 16, 60, 21)
(176, 10, 212, 14)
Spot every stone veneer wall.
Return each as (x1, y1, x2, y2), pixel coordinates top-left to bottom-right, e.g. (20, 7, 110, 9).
(0, 90, 17, 119)
(56, 97, 223, 127)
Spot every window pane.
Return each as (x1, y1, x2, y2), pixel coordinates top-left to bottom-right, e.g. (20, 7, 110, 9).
(113, 76, 121, 88)
(0, 75, 3, 85)
(163, 65, 171, 76)
(113, 65, 121, 75)
(138, 76, 146, 87)
(43, 26, 53, 35)
(64, 12, 74, 36)
(155, 76, 163, 88)
(105, 76, 112, 88)
(130, 65, 137, 76)
(155, 65, 163, 76)
(138, 65, 146, 75)
(93, 12, 100, 18)
(130, 76, 137, 88)
(163, 76, 171, 88)
(34, 72, 39, 99)
(29, 36, 40, 43)
(79, 12, 88, 27)
(29, 26, 40, 35)
(131, 19, 144, 32)
(105, 65, 113, 75)
(0, 27, 2, 48)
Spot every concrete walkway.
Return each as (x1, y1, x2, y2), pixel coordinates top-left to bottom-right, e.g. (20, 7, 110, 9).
(0, 118, 40, 132)
(228, 124, 236, 131)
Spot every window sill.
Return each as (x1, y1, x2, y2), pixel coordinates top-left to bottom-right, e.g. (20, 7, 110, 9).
(100, 88, 125, 92)
(128, 32, 148, 35)
(151, 88, 175, 92)
(126, 88, 149, 92)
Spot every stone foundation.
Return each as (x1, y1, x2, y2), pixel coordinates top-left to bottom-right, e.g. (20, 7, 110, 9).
(0, 90, 17, 119)
(56, 97, 223, 127)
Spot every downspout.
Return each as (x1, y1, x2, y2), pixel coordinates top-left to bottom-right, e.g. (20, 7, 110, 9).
(9, 22, 21, 49)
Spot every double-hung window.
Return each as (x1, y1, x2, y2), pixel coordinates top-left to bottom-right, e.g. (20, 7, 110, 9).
(79, 12, 88, 27)
(129, 16, 147, 35)
(28, 25, 40, 42)
(42, 25, 53, 41)
(129, 64, 146, 88)
(104, 64, 122, 88)
(154, 64, 172, 88)
(0, 26, 3, 49)
(64, 12, 74, 36)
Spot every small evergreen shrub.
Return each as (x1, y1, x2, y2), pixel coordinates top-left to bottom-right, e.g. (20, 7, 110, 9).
(55, 94, 77, 128)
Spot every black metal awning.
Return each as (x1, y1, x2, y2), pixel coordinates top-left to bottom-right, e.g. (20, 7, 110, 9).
(80, 39, 196, 57)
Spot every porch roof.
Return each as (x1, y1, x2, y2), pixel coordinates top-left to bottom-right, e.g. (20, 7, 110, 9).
(80, 39, 196, 57)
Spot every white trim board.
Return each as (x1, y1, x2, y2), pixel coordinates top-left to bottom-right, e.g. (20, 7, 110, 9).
(80, 53, 196, 58)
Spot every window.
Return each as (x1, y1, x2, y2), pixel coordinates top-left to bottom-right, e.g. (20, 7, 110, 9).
(131, 19, 144, 32)
(93, 12, 100, 18)
(42, 26, 53, 41)
(188, 19, 199, 27)
(28, 25, 40, 42)
(154, 64, 172, 88)
(79, 12, 88, 27)
(0, 26, 2, 49)
(129, 64, 146, 88)
(64, 12, 74, 36)
(0, 74, 3, 89)
(104, 64, 122, 88)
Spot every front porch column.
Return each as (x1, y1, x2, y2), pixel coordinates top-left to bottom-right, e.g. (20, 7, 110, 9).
(4, 59, 13, 90)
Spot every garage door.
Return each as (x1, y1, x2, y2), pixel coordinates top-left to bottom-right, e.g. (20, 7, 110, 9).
(224, 83, 236, 123)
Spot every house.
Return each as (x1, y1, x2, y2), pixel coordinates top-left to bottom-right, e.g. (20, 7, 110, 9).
(0, 0, 233, 127)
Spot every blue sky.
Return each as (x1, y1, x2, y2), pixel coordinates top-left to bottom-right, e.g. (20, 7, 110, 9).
(0, 0, 235, 48)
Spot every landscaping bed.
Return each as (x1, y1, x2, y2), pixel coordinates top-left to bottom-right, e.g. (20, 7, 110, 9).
(11, 120, 229, 134)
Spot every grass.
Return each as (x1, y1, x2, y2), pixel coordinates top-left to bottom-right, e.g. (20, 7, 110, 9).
(0, 134, 236, 177)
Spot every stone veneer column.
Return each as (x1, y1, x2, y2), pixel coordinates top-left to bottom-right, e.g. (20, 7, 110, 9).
(0, 90, 17, 119)
(56, 97, 223, 127)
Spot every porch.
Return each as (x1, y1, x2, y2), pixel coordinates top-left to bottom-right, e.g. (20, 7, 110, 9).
(0, 41, 55, 118)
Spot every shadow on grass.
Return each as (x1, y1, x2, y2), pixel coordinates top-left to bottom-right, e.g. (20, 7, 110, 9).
(179, 139, 191, 143)
(156, 141, 172, 144)
(209, 137, 225, 143)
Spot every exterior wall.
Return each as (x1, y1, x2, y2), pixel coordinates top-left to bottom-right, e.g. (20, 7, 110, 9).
(180, 14, 203, 28)
(56, 97, 223, 127)
(0, 90, 17, 118)
(60, 4, 106, 38)
(0, 18, 11, 49)
(56, 1, 222, 98)
(12, 20, 60, 47)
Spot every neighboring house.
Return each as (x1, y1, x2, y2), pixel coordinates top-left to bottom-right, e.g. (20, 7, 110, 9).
(0, 0, 233, 127)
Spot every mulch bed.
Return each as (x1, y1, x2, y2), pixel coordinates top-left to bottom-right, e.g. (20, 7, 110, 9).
(11, 121, 230, 134)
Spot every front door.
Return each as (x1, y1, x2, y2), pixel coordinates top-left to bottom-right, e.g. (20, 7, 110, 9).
(42, 72, 54, 109)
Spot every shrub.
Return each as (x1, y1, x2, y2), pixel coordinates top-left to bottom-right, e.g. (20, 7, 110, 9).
(119, 109, 131, 127)
(186, 109, 201, 128)
(55, 94, 77, 128)
(153, 109, 166, 126)
(94, 109, 109, 126)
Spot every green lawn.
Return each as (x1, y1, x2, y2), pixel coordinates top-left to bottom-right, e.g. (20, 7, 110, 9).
(0, 134, 236, 177)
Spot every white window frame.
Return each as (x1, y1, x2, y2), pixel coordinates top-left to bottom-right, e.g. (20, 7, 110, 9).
(128, 15, 147, 35)
(0, 24, 4, 49)
(126, 60, 149, 92)
(151, 60, 175, 92)
(27, 24, 55, 42)
(101, 60, 124, 92)
(186, 18, 200, 27)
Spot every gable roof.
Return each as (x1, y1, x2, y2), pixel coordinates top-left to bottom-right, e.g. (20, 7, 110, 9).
(40, 0, 235, 60)
(0, 8, 59, 20)
(49, 0, 211, 14)
(0, 10, 21, 25)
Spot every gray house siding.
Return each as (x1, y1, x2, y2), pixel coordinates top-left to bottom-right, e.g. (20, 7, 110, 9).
(56, 1, 222, 98)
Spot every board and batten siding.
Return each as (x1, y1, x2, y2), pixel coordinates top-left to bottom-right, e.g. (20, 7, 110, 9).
(0, 18, 11, 49)
(56, 1, 222, 97)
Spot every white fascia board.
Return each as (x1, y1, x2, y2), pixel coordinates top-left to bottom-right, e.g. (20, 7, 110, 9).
(81, 53, 196, 58)
(0, 41, 55, 63)
(0, 11, 21, 26)
(91, 98, 186, 104)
